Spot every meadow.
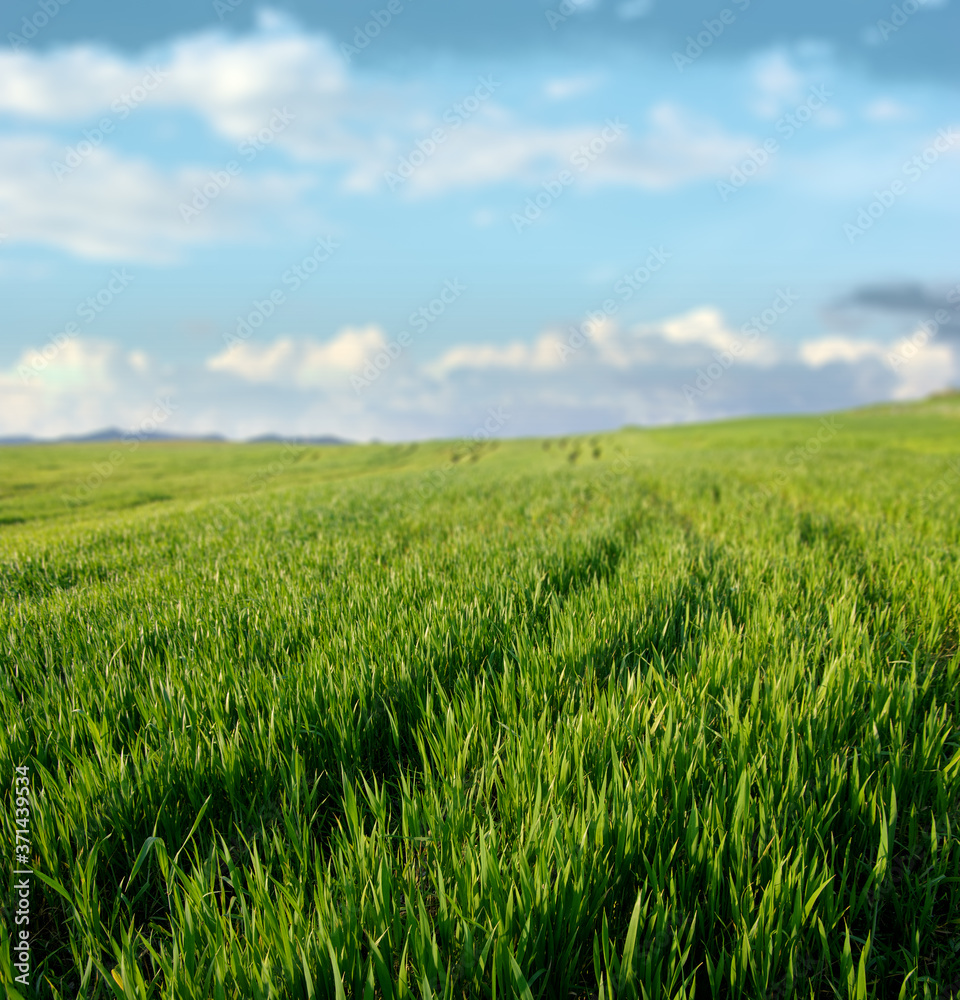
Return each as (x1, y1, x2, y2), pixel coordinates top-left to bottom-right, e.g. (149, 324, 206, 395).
(1, 398, 959, 999)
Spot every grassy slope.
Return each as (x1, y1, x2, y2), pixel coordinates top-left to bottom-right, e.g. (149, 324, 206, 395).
(0, 400, 958, 999)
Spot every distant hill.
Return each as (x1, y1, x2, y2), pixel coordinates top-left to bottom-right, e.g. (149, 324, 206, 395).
(0, 429, 351, 446)
(245, 434, 350, 445)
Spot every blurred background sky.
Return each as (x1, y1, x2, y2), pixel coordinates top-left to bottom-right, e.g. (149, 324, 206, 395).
(1, 0, 958, 441)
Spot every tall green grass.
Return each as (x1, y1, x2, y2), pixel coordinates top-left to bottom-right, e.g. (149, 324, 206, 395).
(1, 401, 959, 998)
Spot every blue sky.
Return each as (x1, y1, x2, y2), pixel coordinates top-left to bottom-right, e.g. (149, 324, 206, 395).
(1, 0, 958, 440)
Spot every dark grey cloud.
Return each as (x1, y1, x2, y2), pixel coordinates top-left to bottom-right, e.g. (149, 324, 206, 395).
(4, 0, 960, 85)
(833, 282, 960, 324)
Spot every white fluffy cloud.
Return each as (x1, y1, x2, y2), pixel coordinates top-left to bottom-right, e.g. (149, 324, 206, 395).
(0, 17, 755, 217)
(0, 14, 345, 130)
(160, 16, 346, 139)
(0, 135, 314, 260)
(750, 50, 808, 119)
(0, 13, 777, 270)
(804, 330, 958, 401)
(588, 104, 755, 190)
(427, 308, 779, 378)
(543, 75, 604, 101)
(206, 325, 386, 387)
(0, 45, 152, 120)
(799, 336, 886, 368)
(1, 338, 118, 394)
(0, 339, 174, 439)
(863, 98, 912, 123)
(194, 311, 960, 425)
(3, 310, 955, 441)
(426, 332, 566, 377)
(365, 104, 754, 198)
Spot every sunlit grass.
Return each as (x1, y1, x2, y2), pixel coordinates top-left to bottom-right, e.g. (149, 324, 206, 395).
(1, 400, 959, 998)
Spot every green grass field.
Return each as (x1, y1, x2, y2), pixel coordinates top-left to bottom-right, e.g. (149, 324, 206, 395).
(2, 398, 959, 999)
